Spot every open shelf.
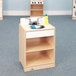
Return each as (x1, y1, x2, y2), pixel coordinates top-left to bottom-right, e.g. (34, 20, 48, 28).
(30, 11, 43, 17)
(26, 50, 54, 67)
(31, 9, 43, 11)
(31, 4, 43, 9)
(26, 37, 54, 53)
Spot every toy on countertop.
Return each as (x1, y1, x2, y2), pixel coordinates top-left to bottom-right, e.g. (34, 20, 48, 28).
(30, 25, 45, 29)
(44, 14, 49, 25)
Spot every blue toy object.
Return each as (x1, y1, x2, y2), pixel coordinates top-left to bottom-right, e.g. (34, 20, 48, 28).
(30, 25, 45, 29)
(30, 25, 37, 29)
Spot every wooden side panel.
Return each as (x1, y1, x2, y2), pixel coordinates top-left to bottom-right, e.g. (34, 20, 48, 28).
(53, 29, 56, 66)
(46, 29, 55, 67)
(19, 24, 26, 69)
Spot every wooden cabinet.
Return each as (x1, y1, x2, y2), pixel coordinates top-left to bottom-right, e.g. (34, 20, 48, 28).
(72, 0, 76, 20)
(30, 0, 44, 17)
(19, 23, 56, 72)
(0, 0, 3, 20)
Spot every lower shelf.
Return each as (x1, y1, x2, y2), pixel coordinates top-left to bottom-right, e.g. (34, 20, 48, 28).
(30, 11, 43, 16)
(26, 50, 55, 67)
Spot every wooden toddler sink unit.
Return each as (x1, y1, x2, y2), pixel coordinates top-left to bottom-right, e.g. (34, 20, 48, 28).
(19, 23, 56, 72)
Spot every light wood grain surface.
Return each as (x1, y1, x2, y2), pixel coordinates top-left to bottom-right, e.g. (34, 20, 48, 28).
(19, 23, 55, 72)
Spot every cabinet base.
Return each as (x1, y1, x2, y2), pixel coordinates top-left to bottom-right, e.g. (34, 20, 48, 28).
(72, 17, 76, 20)
(24, 63, 55, 72)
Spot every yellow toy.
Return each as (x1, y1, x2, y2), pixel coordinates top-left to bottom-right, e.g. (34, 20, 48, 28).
(44, 14, 49, 25)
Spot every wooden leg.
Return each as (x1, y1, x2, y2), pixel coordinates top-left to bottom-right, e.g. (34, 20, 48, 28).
(0, 17, 3, 20)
